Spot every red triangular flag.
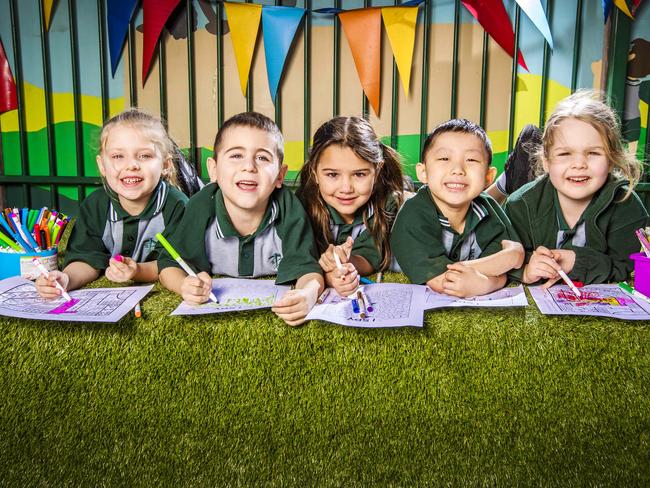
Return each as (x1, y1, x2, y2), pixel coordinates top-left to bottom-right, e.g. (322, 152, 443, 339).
(142, 0, 181, 85)
(461, 0, 528, 71)
(338, 8, 382, 115)
(0, 37, 18, 114)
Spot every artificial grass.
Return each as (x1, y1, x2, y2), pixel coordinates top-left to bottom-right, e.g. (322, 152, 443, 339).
(1, 271, 649, 486)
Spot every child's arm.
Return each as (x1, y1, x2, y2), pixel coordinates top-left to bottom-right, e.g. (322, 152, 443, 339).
(159, 266, 213, 304)
(105, 257, 159, 283)
(459, 240, 524, 277)
(272, 272, 324, 326)
(34, 261, 100, 299)
(427, 263, 507, 297)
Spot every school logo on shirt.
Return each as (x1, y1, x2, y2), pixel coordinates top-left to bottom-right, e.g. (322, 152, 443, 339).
(142, 238, 157, 259)
(269, 253, 283, 270)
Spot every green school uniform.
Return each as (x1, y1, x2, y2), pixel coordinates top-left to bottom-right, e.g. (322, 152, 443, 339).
(391, 186, 519, 284)
(64, 181, 188, 270)
(504, 174, 649, 284)
(327, 203, 383, 272)
(157, 183, 322, 284)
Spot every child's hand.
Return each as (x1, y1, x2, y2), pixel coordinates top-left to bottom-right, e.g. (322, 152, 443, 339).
(34, 271, 70, 300)
(523, 246, 561, 284)
(105, 256, 138, 283)
(272, 279, 321, 326)
(325, 263, 359, 297)
(550, 249, 576, 275)
(318, 237, 354, 273)
(441, 263, 491, 297)
(180, 271, 213, 304)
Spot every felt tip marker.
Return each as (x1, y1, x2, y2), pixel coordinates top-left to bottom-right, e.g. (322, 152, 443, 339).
(557, 268, 582, 299)
(155, 233, 218, 303)
(32, 258, 73, 302)
(134, 301, 142, 318)
(618, 282, 650, 304)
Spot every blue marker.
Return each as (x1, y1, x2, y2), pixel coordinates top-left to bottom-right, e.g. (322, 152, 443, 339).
(351, 298, 360, 314)
(359, 277, 374, 285)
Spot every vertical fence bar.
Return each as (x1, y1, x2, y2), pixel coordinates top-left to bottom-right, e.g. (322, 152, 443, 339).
(97, 0, 109, 124)
(68, 0, 85, 205)
(333, 0, 340, 117)
(304, 0, 312, 163)
(39, 0, 59, 209)
(216, 1, 224, 128)
(361, 0, 370, 119)
(273, 0, 282, 130)
(128, 22, 138, 106)
(419, 0, 430, 154)
(245, 0, 253, 112)
(9, 0, 30, 206)
(159, 40, 168, 125)
(570, 0, 583, 92)
(187, 0, 198, 175)
(539, 0, 552, 129)
(390, 0, 399, 149)
(450, 0, 460, 119)
(507, 5, 521, 153)
(645, 108, 650, 181)
(479, 30, 489, 128)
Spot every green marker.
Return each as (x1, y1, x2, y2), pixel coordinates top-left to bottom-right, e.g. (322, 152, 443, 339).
(618, 282, 650, 304)
(0, 230, 23, 252)
(155, 233, 218, 303)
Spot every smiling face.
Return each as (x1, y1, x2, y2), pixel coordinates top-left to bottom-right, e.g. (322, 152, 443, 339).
(207, 125, 287, 219)
(314, 144, 377, 224)
(543, 118, 610, 213)
(97, 124, 169, 216)
(417, 131, 496, 216)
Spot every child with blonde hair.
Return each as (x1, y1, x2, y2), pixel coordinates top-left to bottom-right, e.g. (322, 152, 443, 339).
(35, 109, 188, 298)
(504, 90, 649, 285)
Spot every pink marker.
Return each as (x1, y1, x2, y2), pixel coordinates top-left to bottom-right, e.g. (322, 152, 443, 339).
(114, 254, 124, 262)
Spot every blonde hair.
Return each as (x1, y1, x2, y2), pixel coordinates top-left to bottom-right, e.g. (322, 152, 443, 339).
(98, 108, 179, 188)
(536, 90, 643, 201)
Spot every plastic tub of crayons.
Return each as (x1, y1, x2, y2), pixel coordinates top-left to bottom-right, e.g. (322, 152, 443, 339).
(0, 247, 58, 280)
(630, 253, 650, 298)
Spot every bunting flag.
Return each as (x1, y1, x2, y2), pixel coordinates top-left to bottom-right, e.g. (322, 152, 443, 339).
(224, 2, 262, 96)
(142, 0, 181, 84)
(107, 0, 139, 76)
(461, 0, 528, 71)
(339, 8, 382, 115)
(514, 0, 553, 49)
(43, 0, 56, 31)
(0, 37, 18, 114)
(381, 4, 419, 95)
(603, 0, 613, 21)
(262, 6, 305, 101)
(614, 0, 634, 18)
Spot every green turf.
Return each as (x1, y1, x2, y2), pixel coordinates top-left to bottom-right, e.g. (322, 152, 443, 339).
(1, 268, 649, 486)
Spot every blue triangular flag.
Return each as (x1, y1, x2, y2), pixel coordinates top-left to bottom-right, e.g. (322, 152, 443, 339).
(262, 6, 305, 102)
(603, 0, 613, 21)
(108, 0, 139, 76)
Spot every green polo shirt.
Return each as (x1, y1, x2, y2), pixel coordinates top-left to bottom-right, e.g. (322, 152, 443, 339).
(504, 175, 649, 284)
(64, 181, 188, 271)
(157, 183, 322, 284)
(327, 204, 383, 272)
(391, 186, 519, 284)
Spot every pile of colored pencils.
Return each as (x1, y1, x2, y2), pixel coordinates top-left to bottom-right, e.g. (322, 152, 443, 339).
(0, 207, 70, 253)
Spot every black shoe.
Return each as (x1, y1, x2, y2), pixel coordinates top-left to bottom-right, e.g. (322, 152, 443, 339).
(505, 124, 542, 194)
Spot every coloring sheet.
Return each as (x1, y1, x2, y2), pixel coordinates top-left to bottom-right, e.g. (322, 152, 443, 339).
(529, 284, 650, 320)
(424, 285, 529, 310)
(0, 276, 153, 322)
(306, 283, 426, 328)
(171, 278, 290, 316)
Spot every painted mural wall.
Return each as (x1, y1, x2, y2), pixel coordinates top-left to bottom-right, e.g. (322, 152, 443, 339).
(0, 0, 648, 210)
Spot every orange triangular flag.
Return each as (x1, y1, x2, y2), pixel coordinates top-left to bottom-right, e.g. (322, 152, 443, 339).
(224, 2, 263, 96)
(339, 8, 382, 116)
(43, 0, 56, 31)
(381, 5, 419, 95)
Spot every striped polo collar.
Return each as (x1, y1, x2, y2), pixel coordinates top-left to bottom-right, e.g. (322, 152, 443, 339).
(327, 203, 374, 227)
(108, 180, 168, 222)
(425, 186, 488, 233)
(213, 187, 279, 239)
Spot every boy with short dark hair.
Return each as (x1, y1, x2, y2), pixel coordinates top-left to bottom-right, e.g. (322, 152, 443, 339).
(391, 119, 524, 297)
(158, 112, 324, 325)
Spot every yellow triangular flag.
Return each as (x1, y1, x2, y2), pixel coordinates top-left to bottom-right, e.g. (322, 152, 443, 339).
(614, 0, 634, 18)
(43, 0, 56, 31)
(224, 2, 262, 96)
(381, 6, 419, 95)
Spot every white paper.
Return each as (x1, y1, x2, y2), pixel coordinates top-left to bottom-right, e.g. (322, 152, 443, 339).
(171, 278, 290, 316)
(306, 283, 426, 328)
(424, 285, 529, 310)
(529, 284, 650, 320)
(0, 276, 153, 323)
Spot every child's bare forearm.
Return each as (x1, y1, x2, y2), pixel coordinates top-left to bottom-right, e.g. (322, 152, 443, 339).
(159, 266, 188, 295)
(460, 244, 524, 277)
(132, 261, 159, 283)
(62, 261, 101, 291)
(295, 272, 324, 295)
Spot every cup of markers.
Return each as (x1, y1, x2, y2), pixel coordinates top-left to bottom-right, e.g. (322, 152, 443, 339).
(0, 207, 70, 280)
